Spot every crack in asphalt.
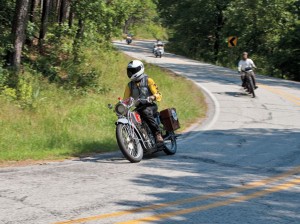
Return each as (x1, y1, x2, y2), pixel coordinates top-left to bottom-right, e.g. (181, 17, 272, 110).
(0, 193, 65, 219)
(178, 154, 280, 174)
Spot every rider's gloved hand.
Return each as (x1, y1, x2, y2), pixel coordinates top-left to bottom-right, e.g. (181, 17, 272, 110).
(148, 95, 156, 103)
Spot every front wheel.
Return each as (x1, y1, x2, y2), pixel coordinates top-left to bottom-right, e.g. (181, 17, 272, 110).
(116, 124, 143, 163)
(247, 76, 256, 98)
(163, 131, 177, 155)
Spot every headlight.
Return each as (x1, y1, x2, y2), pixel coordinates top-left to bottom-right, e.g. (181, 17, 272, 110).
(115, 103, 128, 116)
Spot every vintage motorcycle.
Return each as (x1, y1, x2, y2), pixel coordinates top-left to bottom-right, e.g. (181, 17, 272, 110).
(108, 97, 179, 163)
(126, 36, 132, 45)
(153, 45, 164, 58)
(242, 67, 256, 98)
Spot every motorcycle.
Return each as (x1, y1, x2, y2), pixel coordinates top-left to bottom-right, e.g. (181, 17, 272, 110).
(242, 67, 256, 98)
(126, 36, 132, 45)
(154, 45, 164, 58)
(108, 97, 179, 163)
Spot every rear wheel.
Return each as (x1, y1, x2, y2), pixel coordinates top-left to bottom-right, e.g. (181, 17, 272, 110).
(163, 131, 177, 155)
(116, 124, 143, 163)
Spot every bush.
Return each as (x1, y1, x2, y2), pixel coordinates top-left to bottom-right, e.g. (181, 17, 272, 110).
(0, 67, 41, 109)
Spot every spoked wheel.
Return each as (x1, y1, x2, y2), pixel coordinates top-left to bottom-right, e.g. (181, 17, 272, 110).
(246, 76, 256, 98)
(142, 123, 156, 150)
(249, 77, 256, 98)
(116, 124, 143, 163)
(246, 76, 255, 98)
(162, 131, 177, 155)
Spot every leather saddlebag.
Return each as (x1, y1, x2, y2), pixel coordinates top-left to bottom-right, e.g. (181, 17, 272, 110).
(159, 108, 180, 131)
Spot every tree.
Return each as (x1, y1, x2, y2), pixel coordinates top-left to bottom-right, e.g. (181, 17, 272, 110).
(8, 0, 30, 70)
(158, 0, 300, 80)
(58, 0, 70, 24)
(39, 0, 51, 52)
(158, 0, 232, 62)
(29, 0, 39, 22)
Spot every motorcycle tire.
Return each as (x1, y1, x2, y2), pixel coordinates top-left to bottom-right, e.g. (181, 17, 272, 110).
(116, 124, 143, 163)
(163, 131, 177, 155)
(248, 77, 256, 98)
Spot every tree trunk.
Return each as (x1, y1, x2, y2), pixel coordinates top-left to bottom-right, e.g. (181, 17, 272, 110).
(68, 4, 73, 27)
(73, 18, 84, 62)
(39, 0, 50, 53)
(58, 0, 70, 24)
(55, 0, 61, 22)
(29, 0, 38, 22)
(213, 4, 225, 63)
(8, 0, 30, 70)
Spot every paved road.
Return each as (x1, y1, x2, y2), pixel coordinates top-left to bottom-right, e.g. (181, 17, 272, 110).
(1, 40, 300, 224)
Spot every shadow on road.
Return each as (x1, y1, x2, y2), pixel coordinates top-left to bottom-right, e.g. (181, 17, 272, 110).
(99, 127, 300, 223)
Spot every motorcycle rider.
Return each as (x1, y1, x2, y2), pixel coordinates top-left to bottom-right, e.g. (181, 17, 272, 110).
(238, 52, 258, 89)
(153, 39, 164, 53)
(124, 60, 164, 143)
(126, 33, 133, 44)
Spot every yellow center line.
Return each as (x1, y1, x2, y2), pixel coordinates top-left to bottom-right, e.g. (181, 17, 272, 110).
(259, 84, 300, 106)
(117, 177, 300, 224)
(53, 166, 300, 224)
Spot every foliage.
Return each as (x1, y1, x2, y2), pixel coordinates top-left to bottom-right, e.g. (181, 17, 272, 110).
(0, 69, 40, 108)
(158, 0, 300, 80)
(0, 0, 162, 91)
(133, 22, 168, 40)
(0, 0, 14, 57)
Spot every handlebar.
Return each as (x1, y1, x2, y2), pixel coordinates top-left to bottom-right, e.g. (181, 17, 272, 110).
(108, 97, 153, 111)
(134, 97, 153, 106)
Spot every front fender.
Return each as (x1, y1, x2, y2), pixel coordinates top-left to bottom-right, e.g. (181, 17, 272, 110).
(115, 118, 129, 125)
(115, 118, 148, 148)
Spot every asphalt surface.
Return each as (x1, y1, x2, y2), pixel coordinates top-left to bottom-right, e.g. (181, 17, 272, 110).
(1, 40, 300, 224)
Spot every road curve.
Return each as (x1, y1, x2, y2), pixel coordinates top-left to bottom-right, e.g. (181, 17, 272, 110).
(0, 40, 300, 224)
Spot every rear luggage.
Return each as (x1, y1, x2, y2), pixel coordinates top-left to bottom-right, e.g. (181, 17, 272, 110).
(159, 108, 180, 131)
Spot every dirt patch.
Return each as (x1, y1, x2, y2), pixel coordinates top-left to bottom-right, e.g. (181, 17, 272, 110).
(0, 159, 67, 168)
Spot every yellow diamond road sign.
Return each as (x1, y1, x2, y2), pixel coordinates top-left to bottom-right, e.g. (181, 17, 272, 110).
(228, 36, 238, 47)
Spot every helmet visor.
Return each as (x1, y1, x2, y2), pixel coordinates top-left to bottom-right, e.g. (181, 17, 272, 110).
(127, 66, 142, 77)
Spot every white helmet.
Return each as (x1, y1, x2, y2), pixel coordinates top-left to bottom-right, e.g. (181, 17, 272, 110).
(127, 60, 145, 81)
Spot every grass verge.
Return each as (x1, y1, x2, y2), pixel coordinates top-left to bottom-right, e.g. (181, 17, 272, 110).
(0, 47, 206, 164)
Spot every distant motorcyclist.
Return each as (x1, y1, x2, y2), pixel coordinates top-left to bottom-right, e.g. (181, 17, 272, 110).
(238, 52, 258, 88)
(124, 60, 163, 143)
(126, 33, 133, 44)
(153, 40, 164, 52)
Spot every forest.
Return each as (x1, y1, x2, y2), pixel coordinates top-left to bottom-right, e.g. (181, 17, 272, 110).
(1, 0, 299, 91)
(0, 0, 165, 93)
(158, 0, 300, 81)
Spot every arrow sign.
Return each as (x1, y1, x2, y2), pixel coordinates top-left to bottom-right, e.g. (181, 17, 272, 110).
(228, 36, 238, 47)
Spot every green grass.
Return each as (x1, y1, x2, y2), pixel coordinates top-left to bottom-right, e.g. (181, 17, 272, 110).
(0, 47, 206, 163)
(132, 24, 168, 40)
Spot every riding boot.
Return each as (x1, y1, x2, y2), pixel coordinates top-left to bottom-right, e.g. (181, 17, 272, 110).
(156, 132, 163, 143)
